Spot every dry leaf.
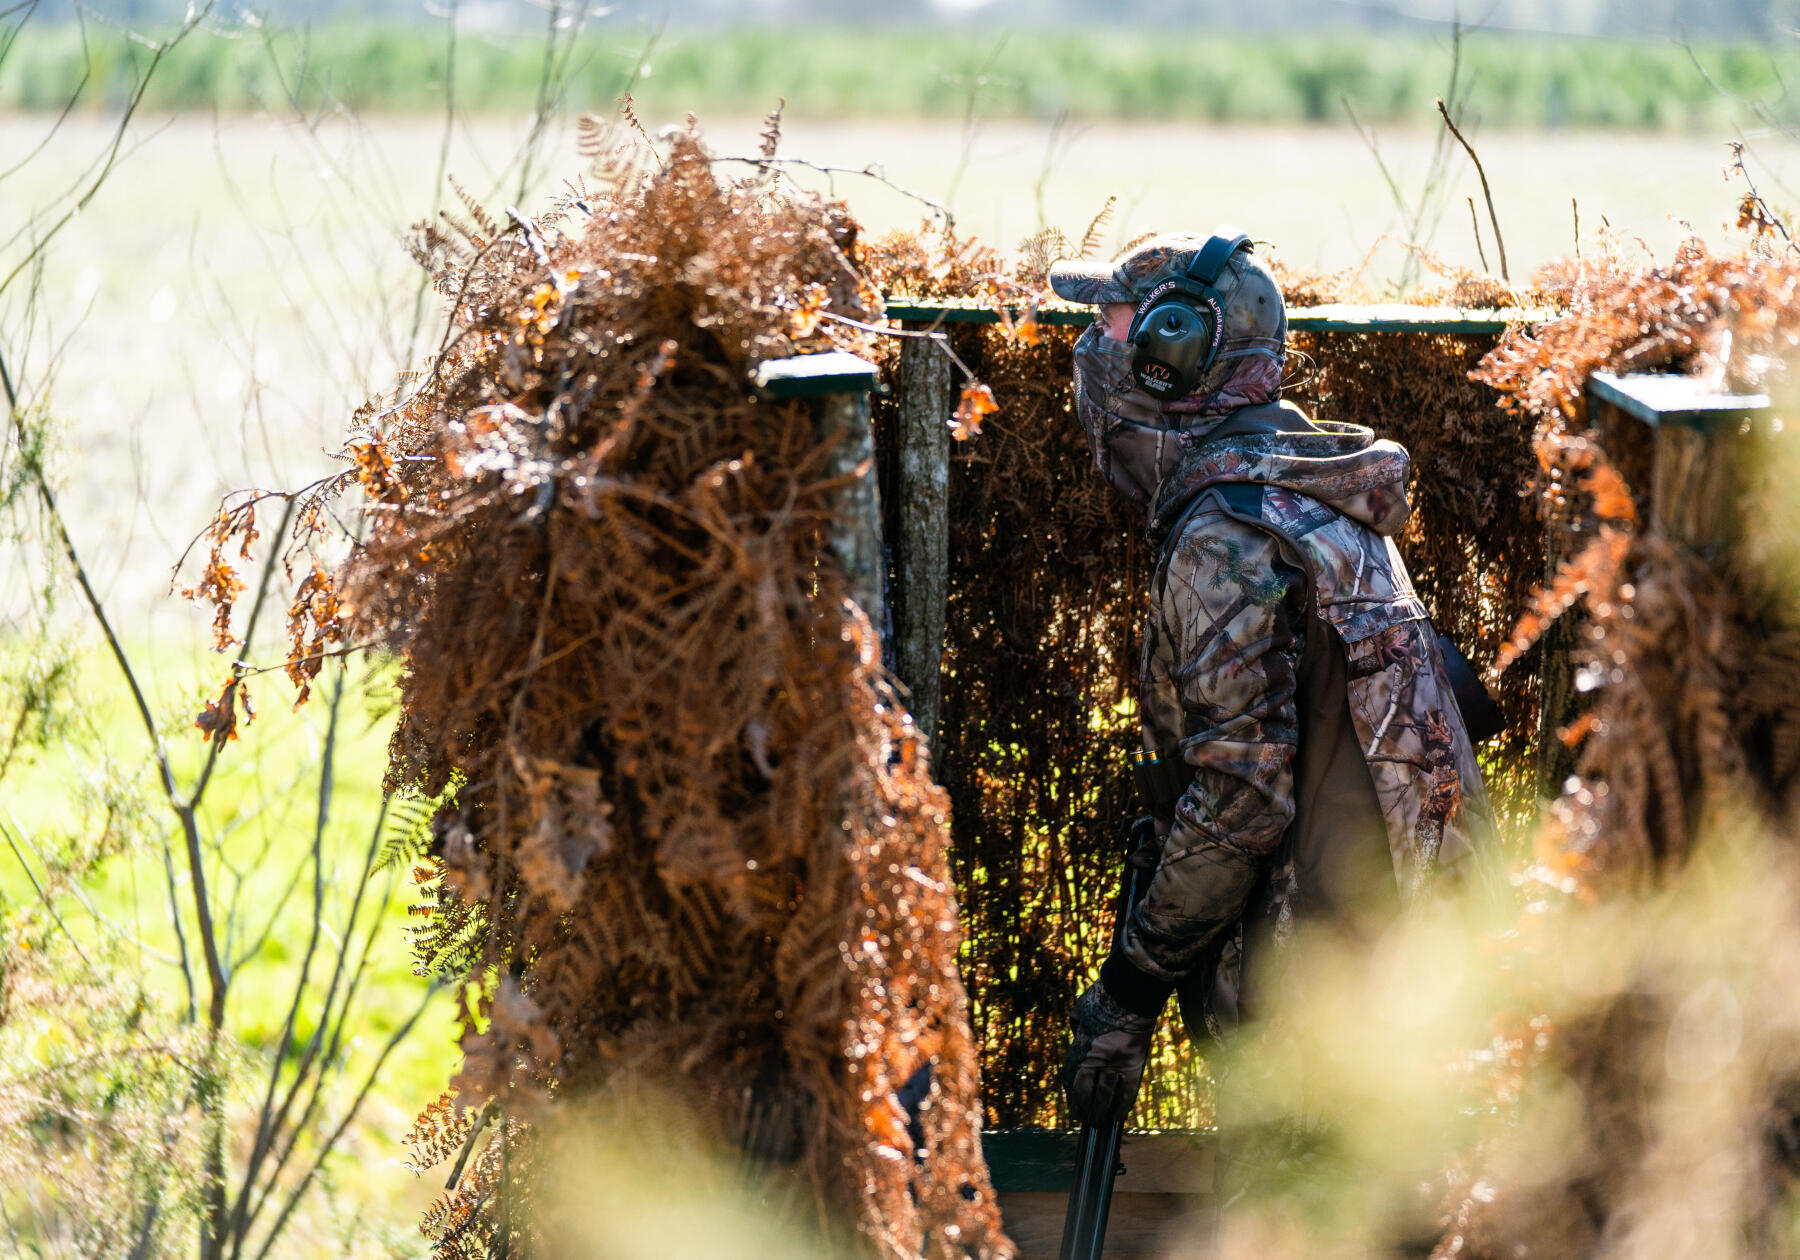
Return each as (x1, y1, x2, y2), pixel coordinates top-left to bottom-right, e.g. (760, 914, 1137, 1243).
(950, 383, 997, 441)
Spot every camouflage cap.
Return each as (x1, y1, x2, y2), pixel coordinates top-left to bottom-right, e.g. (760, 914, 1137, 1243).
(1053, 231, 1287, 367)
(1050, 231, 1246, 306)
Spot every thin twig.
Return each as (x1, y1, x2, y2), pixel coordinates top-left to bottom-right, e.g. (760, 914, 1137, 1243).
(402, 0, 460, 365)
(0, 3, 211, 303)
(1467, 196, 1491, 273)
(444, 1101, 499, 1191)
(1341, 96, 1409, 225)
(814, 308, 979, 384)
(1032, 110, 1076, 232)
(0, 814, 91, 968)
(1436, 95, 1509, 281)
(171, 477, 344, 584)
(226, 666, 343, 1256)
(711, 155, 954, 232)
(247, 986, 438, 1260)
(943, 35, 1012, 213)
(161, 839, 196, 1022)
(1725, 139, 1800, 256)
(0, 26, 91, 184)
(242, 798, 398, 1234)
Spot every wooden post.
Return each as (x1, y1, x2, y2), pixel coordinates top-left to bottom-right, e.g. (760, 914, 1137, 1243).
(1539, 372, 1772, 795)
(741, 352, 885, 1164)
(1532, 531, 1583, 797)
(1589, 370, 1768, 556)
(892, 333, 954, 743)
(753, 352, 886, 649)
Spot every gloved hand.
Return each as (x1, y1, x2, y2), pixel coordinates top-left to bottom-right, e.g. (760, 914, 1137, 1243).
(1060, 977, 1157, 1126)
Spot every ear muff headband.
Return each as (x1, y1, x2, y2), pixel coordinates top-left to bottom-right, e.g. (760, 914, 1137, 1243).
(1126, 230, 1253, 399)
(1187, 231, 1252, 288)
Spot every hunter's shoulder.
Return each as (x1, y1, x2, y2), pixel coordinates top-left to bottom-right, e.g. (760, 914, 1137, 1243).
(1163, 493, 1284, 562)
(1157, 503, 1296, 615)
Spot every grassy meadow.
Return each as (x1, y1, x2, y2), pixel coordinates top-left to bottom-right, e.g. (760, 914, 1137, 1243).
(0, 642, 453, 1255)
(3, 21, 1798, 130)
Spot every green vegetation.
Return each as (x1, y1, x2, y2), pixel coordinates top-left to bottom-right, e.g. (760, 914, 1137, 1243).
(2, 639, 454, 1106)
(1, 20, 1795, 130)
(0, 635, 455, 1254)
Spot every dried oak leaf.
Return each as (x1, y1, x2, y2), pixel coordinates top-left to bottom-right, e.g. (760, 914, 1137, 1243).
(195, 676, 251, 749)
(950, 383, 998, 442)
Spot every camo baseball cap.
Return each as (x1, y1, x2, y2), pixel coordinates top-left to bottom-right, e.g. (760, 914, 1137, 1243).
(1049, 231, 1250, 305)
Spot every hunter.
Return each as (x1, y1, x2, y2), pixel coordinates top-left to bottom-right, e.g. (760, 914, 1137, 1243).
(1048, 230, 1500, 1126)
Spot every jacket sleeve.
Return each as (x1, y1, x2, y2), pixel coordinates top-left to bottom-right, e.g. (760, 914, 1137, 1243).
(1114, 508, 1305, 996)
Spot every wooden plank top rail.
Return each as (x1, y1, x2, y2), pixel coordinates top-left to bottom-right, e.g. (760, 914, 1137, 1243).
(752, 350, 882, 398)
(882, 297, 1553, 335)
(1588, 369, 1772, 430)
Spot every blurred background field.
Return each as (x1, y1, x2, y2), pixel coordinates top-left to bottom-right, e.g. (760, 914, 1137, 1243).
(10, 111, 1789, 632)
(4, 0, 1799, 1253)
(5, 21, 1799, 129)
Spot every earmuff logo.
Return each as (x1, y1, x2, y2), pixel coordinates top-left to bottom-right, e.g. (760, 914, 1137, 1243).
(1123, 230, 1253, 401)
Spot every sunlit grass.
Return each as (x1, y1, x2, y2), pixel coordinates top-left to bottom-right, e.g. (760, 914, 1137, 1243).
(0, 633, 458, 1253)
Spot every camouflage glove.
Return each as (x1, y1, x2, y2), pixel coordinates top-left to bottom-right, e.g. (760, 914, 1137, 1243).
(1060, 978, 1157, 1126)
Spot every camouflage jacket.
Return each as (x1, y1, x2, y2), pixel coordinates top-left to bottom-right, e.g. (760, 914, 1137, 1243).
(1071, 326, 1498, 1028)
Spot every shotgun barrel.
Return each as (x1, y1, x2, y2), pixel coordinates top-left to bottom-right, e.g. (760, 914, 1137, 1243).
(1058, 786, 1160, 1260)
(1057, 1116, 1125, 1260)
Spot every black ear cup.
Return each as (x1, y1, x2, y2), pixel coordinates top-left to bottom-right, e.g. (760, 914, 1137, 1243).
(1122, 230, 1250, 401)
(1129, 297, 1217, 398)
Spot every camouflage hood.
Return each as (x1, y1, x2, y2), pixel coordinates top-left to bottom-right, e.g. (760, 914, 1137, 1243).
(1066, 245, 1288, 513)
(1148, 407, 1415, 552)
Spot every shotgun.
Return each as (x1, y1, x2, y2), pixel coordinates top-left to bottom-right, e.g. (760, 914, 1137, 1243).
(1058, 760, 1163, 1260)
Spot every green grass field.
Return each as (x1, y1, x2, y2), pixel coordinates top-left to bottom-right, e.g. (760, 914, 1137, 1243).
(2, 20, 1797, 130)
(0, 634, 455, 1254)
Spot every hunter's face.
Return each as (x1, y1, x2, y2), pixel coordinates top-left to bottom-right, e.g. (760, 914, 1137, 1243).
(1101, 302, 1134, 342)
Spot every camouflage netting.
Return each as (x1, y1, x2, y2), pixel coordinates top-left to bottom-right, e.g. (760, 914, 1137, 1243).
(860, 226, 1550, 1128)
(194, 126, 1012, 1258)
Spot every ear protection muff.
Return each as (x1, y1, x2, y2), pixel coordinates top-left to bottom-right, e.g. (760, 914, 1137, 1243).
(1127, 230, 1253, 399)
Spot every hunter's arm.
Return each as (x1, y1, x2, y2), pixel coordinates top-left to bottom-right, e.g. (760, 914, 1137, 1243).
(1108, 510, 1305, 1004)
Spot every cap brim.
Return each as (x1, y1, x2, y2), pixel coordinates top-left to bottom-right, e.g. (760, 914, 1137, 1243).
(1048, 259, 1132, 305)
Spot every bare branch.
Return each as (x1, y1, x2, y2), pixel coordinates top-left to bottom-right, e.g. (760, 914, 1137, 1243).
(0, 3, 213, 303)
(247, 986, 438, 1260)
(1725, 140, 1800, 256)
(226, 667, 344, 1254)
(1436, 95, 1509, 281)
(815, 308, 981, 385)
(711, 155, 955, 233)
(1467, 196, 1491, 273)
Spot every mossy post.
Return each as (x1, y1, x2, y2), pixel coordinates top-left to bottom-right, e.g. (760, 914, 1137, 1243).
(754, 351, 887, 646)
(892, 332, 954, 744)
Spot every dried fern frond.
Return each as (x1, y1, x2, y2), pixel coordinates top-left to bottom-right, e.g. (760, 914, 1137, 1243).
(260, 123, 1009, 1260)
(1078, 195, 1117, 259)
